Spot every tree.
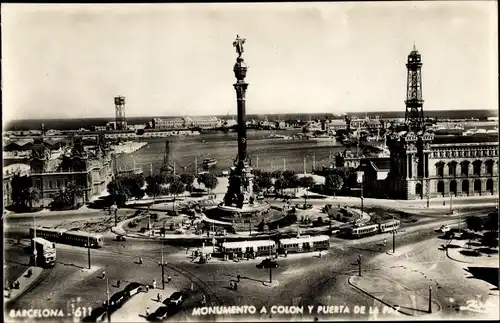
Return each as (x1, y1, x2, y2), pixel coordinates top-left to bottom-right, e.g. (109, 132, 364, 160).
(484, 212, 499, 232)
(10, 174, 33, 209)
(256, 175, 273, 194)
(23, 187, 41, 209)
(145, 175, 162, 198)
(466, 216, 483, 232)
(66, 181, 84, 207)
(481, 231, 499, 249)
(169, 180, 186, 200)
(180, 173, 195, 192)
(169, 180, 185, 212)
(325, 174, 344, 197)
(202, 173, 218, 193)
(107, 178, 130, 206)
(299, 176, 315, 205)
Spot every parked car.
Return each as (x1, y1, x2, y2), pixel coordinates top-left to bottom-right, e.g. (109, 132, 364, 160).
(331, 229, 340, 236)
(116, 235, 126, 241)
(104, 291, 127, 309)
(123, 282, 145, 297)
(165, 291, 184, 307)
(82, 307, 107, 322)
(147, 306, 169, 321)
(438, 225, 451, 233)
(256, 258, 279, 269)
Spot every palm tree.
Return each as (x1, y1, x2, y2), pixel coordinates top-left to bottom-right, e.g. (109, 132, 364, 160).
(66, 181, 85, 208)
(23, 187, 41, 209)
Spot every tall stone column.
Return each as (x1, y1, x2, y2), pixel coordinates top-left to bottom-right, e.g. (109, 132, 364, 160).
(223, 35, 255, 208)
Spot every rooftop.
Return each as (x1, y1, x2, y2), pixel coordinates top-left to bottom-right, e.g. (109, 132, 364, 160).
(432, 134, 498, 146)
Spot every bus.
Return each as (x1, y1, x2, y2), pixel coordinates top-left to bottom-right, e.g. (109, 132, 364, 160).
(30, 237, 56, 267)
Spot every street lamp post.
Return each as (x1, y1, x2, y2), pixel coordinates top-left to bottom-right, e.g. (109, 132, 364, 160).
(87, 235, 91, 269)
(426, 178, 430, 208)
(450, 192, 453, 214)
(269, 239, 272, 284)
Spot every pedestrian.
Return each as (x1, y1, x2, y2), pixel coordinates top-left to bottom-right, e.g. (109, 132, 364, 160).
(191, 282, 194, 291)
(167, 276, 172, 283)
(230, 281, 234, 289)
(234, 282, 238, 291)
(383, 238, 387, 246)
(319, 251, 322, 258)
(145, 307, 150, 317)
(117, 280, 121, 288)
(157, 293, 161, 302)
(202, 294, 206, 305)
(152, 279, 157, 289)
(101, 271, 106, 279)
(237, 273, 241, 282)
(285, 250, 288, 258)
(138, 257, 143, 265)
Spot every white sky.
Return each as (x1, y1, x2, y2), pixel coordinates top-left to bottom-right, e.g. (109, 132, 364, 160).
(2, 2, 498, 121)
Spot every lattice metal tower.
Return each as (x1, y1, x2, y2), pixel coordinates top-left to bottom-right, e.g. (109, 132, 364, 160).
(114, 96, 127, 130)
(404, 45, 424, 131)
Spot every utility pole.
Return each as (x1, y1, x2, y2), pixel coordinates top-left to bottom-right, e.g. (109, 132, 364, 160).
(33, 216, 37, 267)
(426, 178, 430, 208)
(392, 229, 396, 254)
(256, 155, 259, 169)
(87, 235, 91, 269)
(159, 245, 166, 290)
(269, 239, 273, 284)
(313, 153, 316, 172)
(428, 287, 432, 313)
(303, 157, 306, 175)
(106, 276, 111, 322)
(357, 255, 362, 277)
(450, 192, 453, 214)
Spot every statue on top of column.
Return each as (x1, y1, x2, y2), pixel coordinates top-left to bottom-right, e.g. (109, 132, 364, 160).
(233, 35, 246, 58)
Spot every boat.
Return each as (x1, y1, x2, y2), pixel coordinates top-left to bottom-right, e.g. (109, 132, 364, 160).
(311, 134, 336, 142)
(203, 157, 217, 168)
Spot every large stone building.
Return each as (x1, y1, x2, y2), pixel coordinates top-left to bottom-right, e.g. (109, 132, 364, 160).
(29, 136, 114, 207)
(348, 46, 499, 200)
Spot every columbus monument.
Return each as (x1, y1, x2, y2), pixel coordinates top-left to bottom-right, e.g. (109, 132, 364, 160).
(218, 35, 269, 218)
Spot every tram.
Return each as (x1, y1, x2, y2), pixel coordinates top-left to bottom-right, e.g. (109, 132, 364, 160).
(278, 235, 330, 253)
(221, 240, 276, 258)
(29, 227, 104, 248)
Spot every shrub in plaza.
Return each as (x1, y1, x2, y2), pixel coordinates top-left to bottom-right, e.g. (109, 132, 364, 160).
(466, 216, 483, 232)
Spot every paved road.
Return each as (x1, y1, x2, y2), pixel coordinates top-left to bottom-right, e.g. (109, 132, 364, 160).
(5, 208, 494, 321)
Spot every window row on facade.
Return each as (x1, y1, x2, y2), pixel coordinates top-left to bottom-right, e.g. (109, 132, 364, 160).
(432, 148, 498, 159)
(416, 178, 495, 196)
(434, 159, 496, 177)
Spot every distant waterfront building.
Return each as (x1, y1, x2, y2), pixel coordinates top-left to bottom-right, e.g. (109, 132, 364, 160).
(152, 117, 186, 129)
(29, 136, 114, 207)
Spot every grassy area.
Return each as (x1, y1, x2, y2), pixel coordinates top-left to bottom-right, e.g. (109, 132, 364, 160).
(364, 206, 423, 224)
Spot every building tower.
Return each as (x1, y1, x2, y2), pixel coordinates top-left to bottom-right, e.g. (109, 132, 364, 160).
(114, 96, 127, 130)
(387, 46, 434, 200)
(404, 45, 424, 131)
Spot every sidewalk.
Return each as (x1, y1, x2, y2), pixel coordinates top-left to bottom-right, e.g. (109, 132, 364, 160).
(110, 286, 177, 322)
(4, 266, 45, 302)
(348, 274, 441, 317)
(446, 239, 499, 267)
